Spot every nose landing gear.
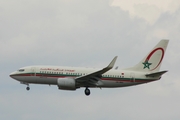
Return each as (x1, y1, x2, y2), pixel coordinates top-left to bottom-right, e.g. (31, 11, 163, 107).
(84, 87, 90, 96)
(20, 82, 30, 91)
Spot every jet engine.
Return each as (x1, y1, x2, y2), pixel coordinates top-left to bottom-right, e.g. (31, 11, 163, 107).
(57, 78, 76, 90)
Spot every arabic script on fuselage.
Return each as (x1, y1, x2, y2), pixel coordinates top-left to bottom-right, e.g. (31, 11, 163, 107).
(40, 68, 75, 72)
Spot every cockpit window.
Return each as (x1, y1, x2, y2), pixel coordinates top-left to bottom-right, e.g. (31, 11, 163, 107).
(18, 69, 25, 72)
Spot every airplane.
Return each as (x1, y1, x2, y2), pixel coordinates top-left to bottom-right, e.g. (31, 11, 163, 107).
(10, 40, 169, 96)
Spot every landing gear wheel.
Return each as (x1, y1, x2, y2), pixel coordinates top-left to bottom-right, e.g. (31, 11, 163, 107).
(26, 86, 30, 91)
(85, 88, 90, 96)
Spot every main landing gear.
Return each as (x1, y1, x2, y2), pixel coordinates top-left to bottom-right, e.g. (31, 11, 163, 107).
(84, 87, 90, 96)
(26, 86, 30, 91)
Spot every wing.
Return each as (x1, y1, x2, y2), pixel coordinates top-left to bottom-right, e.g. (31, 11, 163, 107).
(75, 56, 118, 87)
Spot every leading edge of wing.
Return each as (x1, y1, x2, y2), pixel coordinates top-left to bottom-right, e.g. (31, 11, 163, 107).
(75, 56, 118, 82)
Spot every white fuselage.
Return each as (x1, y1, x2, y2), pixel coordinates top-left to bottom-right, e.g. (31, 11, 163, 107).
(9, 40, 169, 96)
(10, 65, 159, 88)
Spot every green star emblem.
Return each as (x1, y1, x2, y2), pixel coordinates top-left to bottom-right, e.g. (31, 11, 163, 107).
(142, 61, 152, 69)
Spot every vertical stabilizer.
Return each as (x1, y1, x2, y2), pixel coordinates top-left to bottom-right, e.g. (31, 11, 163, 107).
(125, 39, 169, 72)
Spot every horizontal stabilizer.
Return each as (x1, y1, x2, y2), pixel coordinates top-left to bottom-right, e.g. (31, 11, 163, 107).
(145, 71, 168, 77)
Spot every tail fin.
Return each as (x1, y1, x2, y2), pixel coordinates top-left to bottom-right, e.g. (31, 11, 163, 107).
(125, 39, 169, 72)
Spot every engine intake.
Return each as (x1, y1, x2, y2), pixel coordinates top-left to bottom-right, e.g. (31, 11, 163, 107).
(57, 78, 76, 90)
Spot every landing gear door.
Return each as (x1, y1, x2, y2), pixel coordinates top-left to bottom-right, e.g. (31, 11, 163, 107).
(31, 67, 36, 76)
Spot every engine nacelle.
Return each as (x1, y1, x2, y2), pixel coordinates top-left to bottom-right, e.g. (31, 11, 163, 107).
(57, 78, 76, 90)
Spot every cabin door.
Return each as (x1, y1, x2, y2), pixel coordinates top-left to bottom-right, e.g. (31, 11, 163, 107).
(31, 67, 36, 76)
(130, 73, 135, 82)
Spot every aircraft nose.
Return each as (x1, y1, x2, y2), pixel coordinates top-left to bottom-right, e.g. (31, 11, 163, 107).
(9, 72, 16, 79)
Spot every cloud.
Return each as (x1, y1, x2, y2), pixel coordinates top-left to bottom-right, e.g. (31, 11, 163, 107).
(1, 0, 180, 120)
(0, 0, 148, 66)
(112, 0, 180, 24)
(133, 4, 161, 24)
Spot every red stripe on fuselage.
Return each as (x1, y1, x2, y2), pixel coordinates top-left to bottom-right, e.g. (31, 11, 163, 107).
(11, 73, 157, 83)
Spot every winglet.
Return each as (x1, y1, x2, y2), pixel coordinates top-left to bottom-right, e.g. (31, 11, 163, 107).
(107, 56, 118, 69)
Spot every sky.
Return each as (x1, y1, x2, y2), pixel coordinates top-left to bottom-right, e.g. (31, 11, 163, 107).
(0, 0, 180, 120)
